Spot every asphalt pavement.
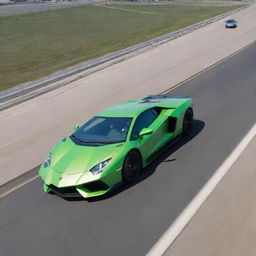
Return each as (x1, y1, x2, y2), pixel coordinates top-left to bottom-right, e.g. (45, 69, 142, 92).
(1, 41, 256, 256)
(165, 133, 256, 256)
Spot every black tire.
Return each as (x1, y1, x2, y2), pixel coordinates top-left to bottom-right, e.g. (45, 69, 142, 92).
(122, 150, 142, 184)
(183, 108, 194, 135)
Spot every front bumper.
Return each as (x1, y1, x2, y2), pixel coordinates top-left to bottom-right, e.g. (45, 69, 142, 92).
(40, 165, 122, 198)
(44, 181, 112, 198)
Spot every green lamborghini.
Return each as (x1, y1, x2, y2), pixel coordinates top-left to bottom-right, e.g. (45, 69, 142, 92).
(39, 95, 193, 198)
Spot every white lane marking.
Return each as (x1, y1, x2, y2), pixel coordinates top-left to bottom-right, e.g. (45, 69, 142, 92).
(146, 122, 256, 256)
(0, 175, 39, 198)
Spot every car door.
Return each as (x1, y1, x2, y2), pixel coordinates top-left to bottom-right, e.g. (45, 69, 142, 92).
(131, 108, 164, 161)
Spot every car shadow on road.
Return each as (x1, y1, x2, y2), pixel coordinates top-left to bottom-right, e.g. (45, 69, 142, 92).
(66, 119, 205, 202)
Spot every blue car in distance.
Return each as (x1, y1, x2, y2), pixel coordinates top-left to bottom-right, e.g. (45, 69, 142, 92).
(225, 19, 237, 28)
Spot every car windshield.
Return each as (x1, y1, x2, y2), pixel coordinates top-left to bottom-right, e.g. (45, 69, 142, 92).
(71, 116, 132, 145)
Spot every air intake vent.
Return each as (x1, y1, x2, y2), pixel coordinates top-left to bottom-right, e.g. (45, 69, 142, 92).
(142, 95, 189, 103)
(49, 184, 81, 198)
(83, 181, 109, 192)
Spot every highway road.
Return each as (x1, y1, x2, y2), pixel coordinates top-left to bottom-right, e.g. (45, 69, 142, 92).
(2, 3, 256, 186)
(1, 42, 256, 256)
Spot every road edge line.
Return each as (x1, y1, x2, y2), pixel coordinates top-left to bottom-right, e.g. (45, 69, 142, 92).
(161, 39, 256, 95)
(146, 122, 256, 256)
(0, 175, 39, 199)
(0, 166, 39, 198)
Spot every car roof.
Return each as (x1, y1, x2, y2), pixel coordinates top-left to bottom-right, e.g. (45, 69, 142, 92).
(226, 19, 236, 22)
(98, 95, 190, 117)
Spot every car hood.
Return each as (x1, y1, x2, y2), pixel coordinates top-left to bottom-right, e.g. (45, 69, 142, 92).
(50, 137, 122, 175)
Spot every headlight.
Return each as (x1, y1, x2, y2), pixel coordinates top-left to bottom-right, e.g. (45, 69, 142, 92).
(43, 152, 52, 168)
(90, 158, 111, 175)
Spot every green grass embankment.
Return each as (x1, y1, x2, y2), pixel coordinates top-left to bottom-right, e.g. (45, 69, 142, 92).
(0, 3, 241, 91)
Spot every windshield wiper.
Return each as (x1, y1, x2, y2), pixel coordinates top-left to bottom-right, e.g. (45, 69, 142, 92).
(71, 135, 123, 145)
(84, 141, 122, 144)
(70, 134, 84, 143)
(81, 141, 110, 145)
(71, 135, 108, 144)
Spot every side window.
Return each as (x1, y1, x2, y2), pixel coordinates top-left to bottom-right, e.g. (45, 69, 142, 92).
(131, 109, 158, 140)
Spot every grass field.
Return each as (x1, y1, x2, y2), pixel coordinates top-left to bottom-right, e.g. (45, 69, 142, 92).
(0, 3, 241, 91)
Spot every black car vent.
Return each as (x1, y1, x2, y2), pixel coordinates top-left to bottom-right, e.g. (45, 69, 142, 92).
(168, 116, 177, 132)
(142, 95, 189, 103)
(49, 184, 81, 198)
(83, 181, 109, 192)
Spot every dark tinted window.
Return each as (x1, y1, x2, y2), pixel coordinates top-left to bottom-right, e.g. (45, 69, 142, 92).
(71, 116, 132, 145)
(131, 109, 158, 140)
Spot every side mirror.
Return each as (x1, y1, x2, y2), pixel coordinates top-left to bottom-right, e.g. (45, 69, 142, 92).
(73, 124, 80, 131)
(139, 128, 153, 138)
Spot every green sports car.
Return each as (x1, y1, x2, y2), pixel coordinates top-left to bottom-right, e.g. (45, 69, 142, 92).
(39, 95, 193, 198)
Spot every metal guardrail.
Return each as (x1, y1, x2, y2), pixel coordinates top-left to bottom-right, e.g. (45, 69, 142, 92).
(0, 3, 249, 105)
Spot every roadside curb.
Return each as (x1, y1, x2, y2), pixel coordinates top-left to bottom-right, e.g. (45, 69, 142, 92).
(0, 3, 249, 110)
(0, 166, 39, 198)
